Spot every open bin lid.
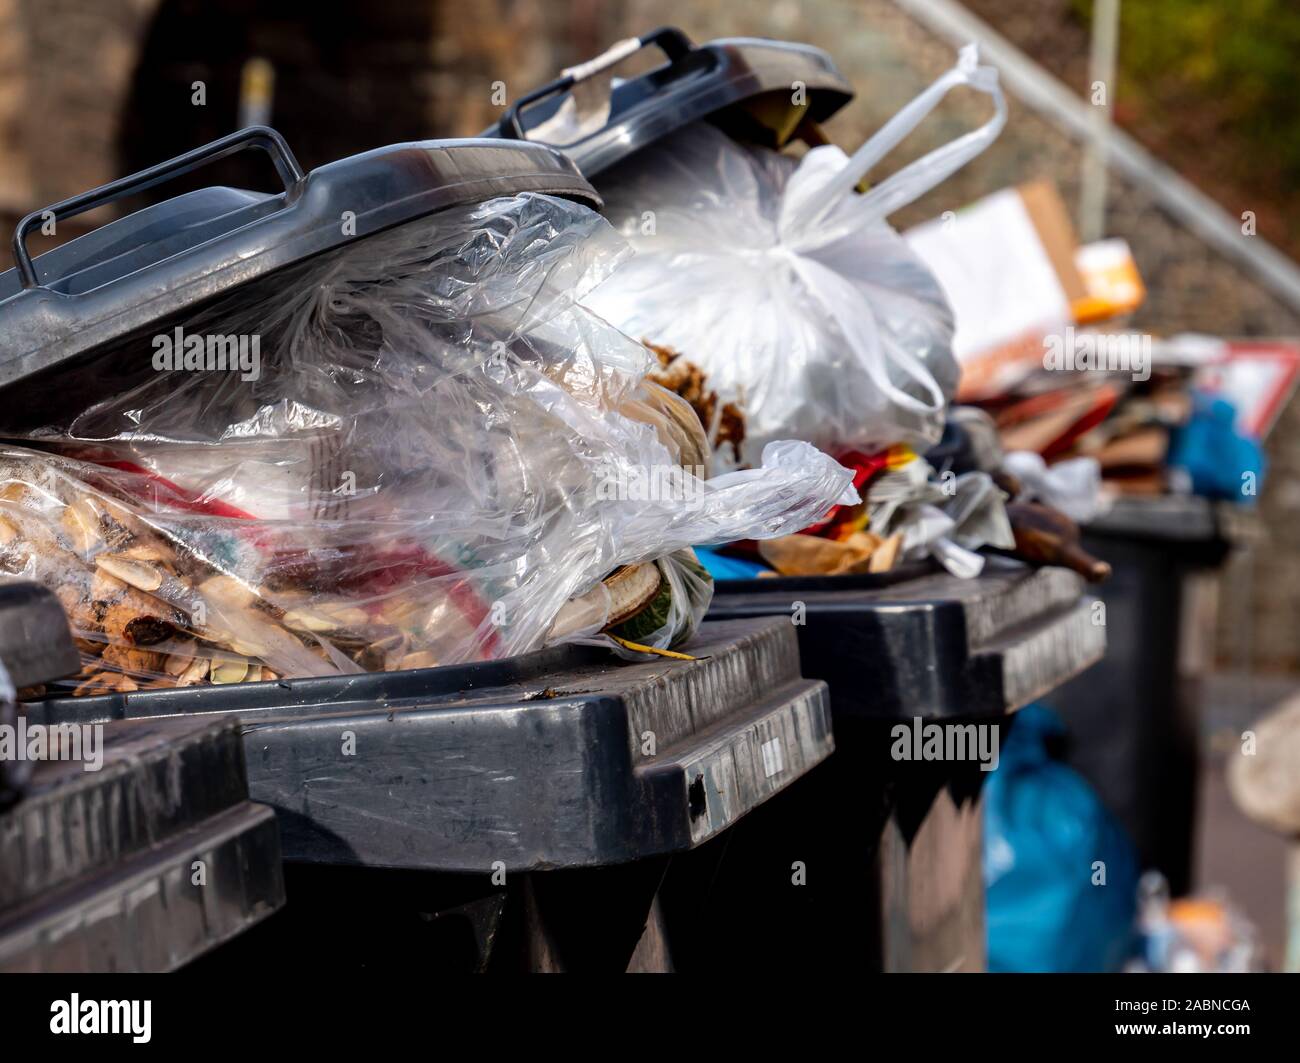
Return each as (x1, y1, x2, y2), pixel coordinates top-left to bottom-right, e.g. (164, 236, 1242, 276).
(0, 126, 598, 397)
(484, 26, 853, 176)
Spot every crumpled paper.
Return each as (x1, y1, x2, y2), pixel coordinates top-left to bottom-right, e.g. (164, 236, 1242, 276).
(867, 457, 1015, 578)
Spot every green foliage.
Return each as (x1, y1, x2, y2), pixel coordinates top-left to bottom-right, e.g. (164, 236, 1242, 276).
(1073, 0, 1300, 179)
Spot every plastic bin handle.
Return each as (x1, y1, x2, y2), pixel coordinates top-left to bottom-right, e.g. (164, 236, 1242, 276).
(11, 125, 305, 291)
(496, 26, 694, 141)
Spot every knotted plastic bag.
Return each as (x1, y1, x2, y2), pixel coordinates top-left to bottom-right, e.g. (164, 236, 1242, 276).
(585, 45, 1007, 469)
(0, 192, 855, 694)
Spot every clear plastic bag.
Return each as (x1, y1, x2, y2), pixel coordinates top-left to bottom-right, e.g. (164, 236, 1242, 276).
(0, 193, 856, 694)
(584, 45, 1006, 469)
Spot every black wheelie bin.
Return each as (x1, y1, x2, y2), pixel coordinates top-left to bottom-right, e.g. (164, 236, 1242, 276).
(484, 26, 1108, 972)
(1051, 494, 1253, 896)
(2, 127, 836, 972)
(0, 582, 284, 971)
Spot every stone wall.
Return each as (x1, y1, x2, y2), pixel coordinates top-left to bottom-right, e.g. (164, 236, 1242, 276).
(1, 0, 159, 216)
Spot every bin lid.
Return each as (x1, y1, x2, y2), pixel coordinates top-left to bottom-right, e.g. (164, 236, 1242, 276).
(30, 617, 832, 871)
(485, 26, 853, 176)
(1083, 494, 1219, 541)
(0, 714, 284, 971)
(709, 558, 1106, 721)
(0, 126, 599, 394)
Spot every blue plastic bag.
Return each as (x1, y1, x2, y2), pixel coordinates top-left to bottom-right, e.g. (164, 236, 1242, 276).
(983, 703, 1139, 972)
(1168, 391, 1265, 502)
(693, 546, 768, 581)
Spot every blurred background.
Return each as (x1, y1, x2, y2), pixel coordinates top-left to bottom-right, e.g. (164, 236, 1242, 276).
(4, 0, 1297, 669)
(2, 0, 1297, 967)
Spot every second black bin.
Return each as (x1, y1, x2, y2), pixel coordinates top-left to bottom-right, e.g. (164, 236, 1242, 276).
(687, 557, 1105, 972)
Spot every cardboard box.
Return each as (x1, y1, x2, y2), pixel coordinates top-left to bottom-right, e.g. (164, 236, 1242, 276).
(906, 180, 1086, 363)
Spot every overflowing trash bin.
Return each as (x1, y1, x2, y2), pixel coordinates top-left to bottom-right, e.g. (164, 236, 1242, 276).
(40, 615, 831, 971)
(489, 27, 1109, 970)
(487, 29, 994, 475)
(0, 583, 284, 971)
(0, 123, 859, 971)
(1, 7, 1292, 990)
(1051, 495, 1253, 896)
(692, 559, 1104, 971)
(0, 124, 851, 682)
(907, 179, 1281, 902)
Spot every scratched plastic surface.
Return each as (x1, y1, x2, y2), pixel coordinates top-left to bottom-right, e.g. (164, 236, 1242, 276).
(0, 714, 284, 971)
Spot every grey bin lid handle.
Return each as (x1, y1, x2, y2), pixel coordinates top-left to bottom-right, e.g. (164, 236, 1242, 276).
(497, 25, 693, 141)
(11, 124, 305, 290)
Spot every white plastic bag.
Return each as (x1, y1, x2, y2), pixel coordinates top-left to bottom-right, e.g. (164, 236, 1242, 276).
(585, 45, 1007, 469)
(1002, 451, 1111, 525)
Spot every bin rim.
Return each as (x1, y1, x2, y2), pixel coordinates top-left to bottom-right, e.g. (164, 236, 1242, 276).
(24, 637, 610, 724)
(714, 558, 938, 595)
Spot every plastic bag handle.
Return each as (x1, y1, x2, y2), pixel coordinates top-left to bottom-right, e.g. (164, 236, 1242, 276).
(11, 125, 305, 290)
(496, 27, 694, 141)
(790, 44, 1006, 232)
